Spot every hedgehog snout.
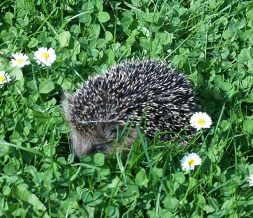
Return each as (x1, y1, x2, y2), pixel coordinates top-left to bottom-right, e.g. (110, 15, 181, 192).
(70, 127, 94, 158)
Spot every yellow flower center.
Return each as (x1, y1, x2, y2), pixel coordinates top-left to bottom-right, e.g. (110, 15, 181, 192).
(42, 52, 49, 59)
(16, 58, 25, 65)
(197, 118, 206, 126)
(0, 75, 6, 83)
(187, 159, 195, 166)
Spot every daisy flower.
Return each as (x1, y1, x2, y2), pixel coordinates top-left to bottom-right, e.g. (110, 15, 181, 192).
(34, 47, 56, 67)
(181, 153, 202, 171)
(190, 112, 212, 131)
(11, 53, 30, 68)
(0, 71, 11, 88)
(249, 174, 253, 187)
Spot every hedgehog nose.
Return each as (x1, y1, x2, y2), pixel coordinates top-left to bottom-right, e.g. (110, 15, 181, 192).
(72, 142, 107, 158)
(71, 140, 93, 158)
(90, 144, 106, 153)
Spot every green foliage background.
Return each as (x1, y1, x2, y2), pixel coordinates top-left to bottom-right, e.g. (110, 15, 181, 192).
(0, 0, 253, 217)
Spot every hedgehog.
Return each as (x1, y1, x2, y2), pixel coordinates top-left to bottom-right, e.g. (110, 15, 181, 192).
(63, 60, 197, 158)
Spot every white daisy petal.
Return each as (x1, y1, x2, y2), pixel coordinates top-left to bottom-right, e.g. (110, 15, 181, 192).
(181, 153, 202, 171)
(34, 47, 56, 67)
(13, 53, 19, 59)
(190, 112, 212, 131)
(0, 71, 11, 88)
(249, 174, 253, 187)
(11, 53, 30, 68)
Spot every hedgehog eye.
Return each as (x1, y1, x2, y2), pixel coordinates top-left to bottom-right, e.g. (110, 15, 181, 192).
(105, 128, 117, 138)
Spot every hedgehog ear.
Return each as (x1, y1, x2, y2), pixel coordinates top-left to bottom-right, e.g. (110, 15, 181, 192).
(101, 120, 125, 128)
(100, 120, 126, 133)
(62, 92, 74, 122)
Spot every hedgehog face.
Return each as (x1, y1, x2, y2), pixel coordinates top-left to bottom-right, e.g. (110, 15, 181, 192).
(69, 122, 118, 157)
(71, 121, 137, 158)
(69, 122, 137, 157)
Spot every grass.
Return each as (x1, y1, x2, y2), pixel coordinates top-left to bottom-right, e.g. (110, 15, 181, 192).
(0, 0, 253, 217)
